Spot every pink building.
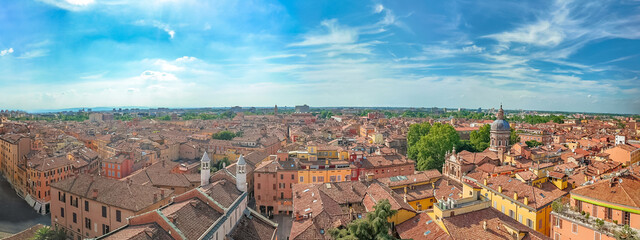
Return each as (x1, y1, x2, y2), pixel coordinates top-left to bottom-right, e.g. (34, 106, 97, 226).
(550, 173, 640, 240)
(50, 175, 173, 239)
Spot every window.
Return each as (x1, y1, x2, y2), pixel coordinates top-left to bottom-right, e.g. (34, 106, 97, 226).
(117, 172, 120, 178)
(592, 205, 597, 217)
(509, 210, 515, 218)
(102, 224, 110, 235)
(102, 206, 107, 218)
(501, 205, 505, 213)
(527, 219, 533, 228)
(273, 184, 276, 190)
(299, 176, 304, 182)
(291, 174, 294, 180)
(272, 196, 275, 201)
(85, 201, 89, 211)
(85, 218, 91, 230)
(318, 176, 324, 182)
(312, 176, 316, 182)
(623, 211, 630, 225)
(519, 214, 523, 223)
(281, 192, 284, 199)
(116, 210, 121, 222)
(73, 213, 77, 223)
(572, 223, 578, 234)
(555, 216, 562, 228)
(539, 220, 542, 229)
(280, 174, 283, 180)
(257, 183, 261, 189)
(605, 207, 612, 220)
(493, 201, 497, 208)
(330, 176, 336, 182)
(594, 232, 601, 240)
(257, 195, 261, 200)
(576, 200, 582, 212)
(61, 207, 65, 218)
(554, 232, 561, 240)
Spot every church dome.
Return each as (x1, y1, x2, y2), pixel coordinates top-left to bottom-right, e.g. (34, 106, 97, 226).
(491, 119, 510, 131)
(491, 104, 510, 131)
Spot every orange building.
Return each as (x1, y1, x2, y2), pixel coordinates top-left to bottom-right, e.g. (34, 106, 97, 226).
(101, 154, 133, 179)
(26, 154, 74, 214)
(603, 144, 639, 166)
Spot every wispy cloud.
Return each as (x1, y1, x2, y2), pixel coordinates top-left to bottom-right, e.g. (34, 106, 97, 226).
(289, 19, 358, 46)
(134, 20, 176, 39)
(17, 49, 49, 59)
(0, 48, 14, 56)
(38, 0, 95, 11)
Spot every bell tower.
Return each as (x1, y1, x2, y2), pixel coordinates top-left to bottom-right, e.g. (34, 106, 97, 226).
(236, 154, 247, 192)
(200, 152, 211, 186)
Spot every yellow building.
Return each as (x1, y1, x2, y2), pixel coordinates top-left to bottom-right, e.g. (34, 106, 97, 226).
(297, 160, 351, 184)
(363, 182, 417, 225)
(470, 175, 568, 236)
(379, 170, 446, 211)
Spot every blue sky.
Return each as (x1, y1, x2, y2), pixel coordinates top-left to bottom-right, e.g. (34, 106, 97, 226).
(0, 0, 639, 114)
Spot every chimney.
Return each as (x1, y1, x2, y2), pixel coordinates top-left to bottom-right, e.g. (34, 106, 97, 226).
(524, 197, 529, 205)
(484, 179, 488, 186)
(483, 221, 487, 231)
(153, 193, 158, 203)
(498, 185, 502, 193)
(161, 190, 165, 198)
(513, 192, 518, 200)
(92, 189, 98, 199)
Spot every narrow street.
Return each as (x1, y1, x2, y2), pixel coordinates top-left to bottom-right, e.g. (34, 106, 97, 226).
(0, 176, 49, 234)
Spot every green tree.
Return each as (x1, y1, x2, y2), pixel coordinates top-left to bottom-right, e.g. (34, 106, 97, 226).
(525, 140, 543, 148)
(456, 140, 475, 153)
(615, 225, 638, 240)
(216, 157, 231, 170)
(329, 199, 398, 240)
(212, 131, 236, 140)
(412, 123, 459, 171)
(469, 124, 490, 152)
(510, 128, 520, 145)
(31, 226, 66, 240)
(551, 199, 565, 213)
(407, 122, 431, 160)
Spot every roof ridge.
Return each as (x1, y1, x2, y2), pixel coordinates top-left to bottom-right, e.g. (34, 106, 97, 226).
(156, 209, 187, 240)
(618, 181, 638, 208)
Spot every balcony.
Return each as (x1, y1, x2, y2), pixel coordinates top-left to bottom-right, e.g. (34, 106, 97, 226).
(552, 204, 635, 238)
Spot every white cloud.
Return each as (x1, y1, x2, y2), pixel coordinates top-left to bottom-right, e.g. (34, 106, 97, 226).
(134, 20, 176, 39)
(140, 70, 178, 82)
(38, 0, 94, 11)
(66, 0, 94, 6)
(17, 49, 49, 59)
(252, 54, 307, 61)
(462, 45, 485, 53)
(289, 19, 358, 46)
(374, 4, 384, 13)
(485, 20, 565, 47)
(0, 48, 14, 56)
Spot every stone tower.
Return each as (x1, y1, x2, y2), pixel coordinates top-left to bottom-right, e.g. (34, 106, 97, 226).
(490, 105, 511, 153)
(236, 154, 247, 192)
(200, 152, 211, 186)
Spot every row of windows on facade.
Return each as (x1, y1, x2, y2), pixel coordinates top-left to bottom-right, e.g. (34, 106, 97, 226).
(493, 200, 539, 229)
(30, 166, 71, 178)
(106, 170, 120, 178)
(575, 200, 632, 225)
(58, 192, 123, 220)
(553, 217, 602, 240)
(102, 163, 121, 169)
